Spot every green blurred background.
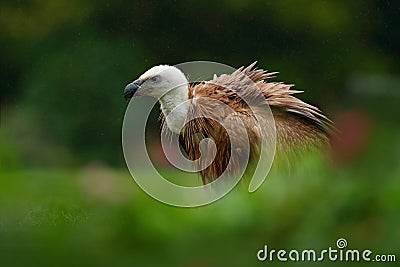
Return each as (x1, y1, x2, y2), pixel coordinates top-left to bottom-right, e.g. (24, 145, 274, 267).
(1, 1, 399, 266)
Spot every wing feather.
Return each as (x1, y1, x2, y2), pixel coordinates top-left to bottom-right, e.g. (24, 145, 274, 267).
(160, 62, 334, 184)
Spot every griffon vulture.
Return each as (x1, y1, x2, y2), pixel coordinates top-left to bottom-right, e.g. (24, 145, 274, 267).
(124, 62, 333, 184)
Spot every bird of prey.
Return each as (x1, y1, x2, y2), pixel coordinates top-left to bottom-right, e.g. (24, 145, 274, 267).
(124, 62, 333, 184)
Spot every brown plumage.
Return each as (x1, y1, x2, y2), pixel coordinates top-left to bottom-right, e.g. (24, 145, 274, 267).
(162, 63, 332, 183)
(124, 62, 334, 184)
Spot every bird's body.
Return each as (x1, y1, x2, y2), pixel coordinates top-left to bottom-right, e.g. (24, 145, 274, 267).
(124, 63, 333, 184)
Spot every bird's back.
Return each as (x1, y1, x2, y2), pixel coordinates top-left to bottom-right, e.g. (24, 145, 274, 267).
(161, 63, 333, 184)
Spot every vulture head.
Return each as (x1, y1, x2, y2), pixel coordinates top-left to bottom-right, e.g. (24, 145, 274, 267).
(124, 65, 188, 100)
(124, 65, 190, 134)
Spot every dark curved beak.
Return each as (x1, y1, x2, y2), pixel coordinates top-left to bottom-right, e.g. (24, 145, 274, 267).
(124, 79, 142, 100)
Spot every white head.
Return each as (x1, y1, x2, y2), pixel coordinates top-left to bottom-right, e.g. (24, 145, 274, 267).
(124, 65, 190, 134)
(124, 65, 188, 99)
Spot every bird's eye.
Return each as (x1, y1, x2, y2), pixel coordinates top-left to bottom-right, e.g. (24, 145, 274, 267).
(150, 76, 159, 82)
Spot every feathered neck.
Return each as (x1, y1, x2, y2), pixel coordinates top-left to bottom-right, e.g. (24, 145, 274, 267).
(159, 84, 189, 134)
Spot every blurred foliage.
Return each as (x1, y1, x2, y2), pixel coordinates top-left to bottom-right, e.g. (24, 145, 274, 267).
(1, 0, 400, 165)
(20, 35, 151, 163)
(0, 146, 399, 266)
(0, 1, 399, 266)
